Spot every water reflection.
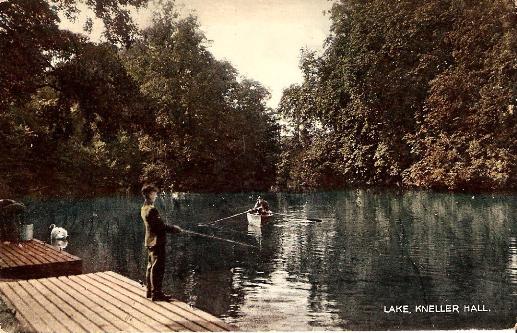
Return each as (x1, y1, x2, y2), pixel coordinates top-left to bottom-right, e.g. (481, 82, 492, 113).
(247, 223, 262, 245)
(51, 239, 68, 250)
(20, 191, 517, 330)
(508, 237, 517, 294)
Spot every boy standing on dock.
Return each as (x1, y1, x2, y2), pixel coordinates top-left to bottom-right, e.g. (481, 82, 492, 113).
(141, 184, 183, 301)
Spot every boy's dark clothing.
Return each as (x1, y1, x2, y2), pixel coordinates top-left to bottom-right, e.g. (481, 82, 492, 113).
(140, 202, 180, 298)
(146, 244, 166, 297)
(141, 203, 179, 247)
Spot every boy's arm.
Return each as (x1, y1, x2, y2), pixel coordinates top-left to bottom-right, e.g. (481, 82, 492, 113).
(148, 208, 182, 234)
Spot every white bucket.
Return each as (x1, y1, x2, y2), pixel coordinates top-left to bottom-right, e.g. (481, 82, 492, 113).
(20, 224, 33, 241)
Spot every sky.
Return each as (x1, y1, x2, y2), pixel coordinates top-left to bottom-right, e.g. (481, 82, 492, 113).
(173, 0, 332, 108)
(60, 0, 333, 108)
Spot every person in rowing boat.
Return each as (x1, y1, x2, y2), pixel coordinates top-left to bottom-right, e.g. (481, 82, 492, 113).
(250, 196, 270, 215)
(0, 199, 25, 243)
(141, 184, 183, 301)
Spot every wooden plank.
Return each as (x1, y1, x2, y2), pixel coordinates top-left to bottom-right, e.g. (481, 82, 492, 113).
(0, 245, 27, 266)
(1, 272, 237, 333)
(26, 241, 67, 262)
(0, 240, 81, 275)
(82, 273, 192, 331)
(59, 275, 149, 332)
(18, 280, 88, 333)
(17, 244, 51, 265)
(0, 282, 45, 333)
(24, 241, 66, 262)
(94, 272, 226, 332)
(3, 243, 46, 266)
(0, 240, 82, 280)
(58, 276, 158, 332)
(6, 280, 69, 333)
(68, 274, 174, 332)
(27, 279, 102, 333)
(86, 273, 202, 332)
(40, 278, 120, 333)
(26, 241, 82, 274)
(57, 275, 146, 332)
(0, 244, 30, 266)
(21, 242, 58, 264)
(104, 271, 236, 331)
(0, 255, 11, 268)
(0, 246, 17, 268)
(50, 277, 139, 332)
(106, 271, 236, 331)
(34, 240, 80, 261)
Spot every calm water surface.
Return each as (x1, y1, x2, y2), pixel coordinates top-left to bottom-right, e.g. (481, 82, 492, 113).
(23, 190, 517, 330)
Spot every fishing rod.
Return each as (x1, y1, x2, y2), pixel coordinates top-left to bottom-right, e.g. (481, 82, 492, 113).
(272, 212, 322, 222)
(181, 229, 257, 248)
(159, 195, 255, 248)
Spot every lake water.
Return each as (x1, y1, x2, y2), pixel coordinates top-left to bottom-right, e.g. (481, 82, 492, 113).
(22, 190, 517, 330)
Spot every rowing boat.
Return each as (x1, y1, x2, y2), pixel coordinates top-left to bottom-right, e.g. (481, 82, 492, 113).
(246, 212, 273, 226)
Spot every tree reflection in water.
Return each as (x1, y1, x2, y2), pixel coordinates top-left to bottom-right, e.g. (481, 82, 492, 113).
(23, 191, 517, 330)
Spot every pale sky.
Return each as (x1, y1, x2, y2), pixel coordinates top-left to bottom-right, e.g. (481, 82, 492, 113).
(60, 0, 333, 108)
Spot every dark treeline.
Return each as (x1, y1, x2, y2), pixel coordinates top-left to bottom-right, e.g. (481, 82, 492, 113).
(278, 0, 517, 192)
(1, 0, 516, 197)
(0, 0, 280, 197)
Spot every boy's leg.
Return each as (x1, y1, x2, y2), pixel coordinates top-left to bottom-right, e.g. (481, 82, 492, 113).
(145, 248, 153, 297)
(151, 246, 166, 296)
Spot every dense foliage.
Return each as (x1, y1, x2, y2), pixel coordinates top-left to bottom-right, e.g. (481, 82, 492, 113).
(2, 0, 515, 196)
(278, 0, 517, 191)
(0, 0, 279, 197)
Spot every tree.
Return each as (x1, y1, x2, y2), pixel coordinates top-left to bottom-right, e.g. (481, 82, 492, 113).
(0, 0, 148, 196)
(404, 0, 517, 190)
(123, 6, 280, 191)
(277, 0, 517, 191)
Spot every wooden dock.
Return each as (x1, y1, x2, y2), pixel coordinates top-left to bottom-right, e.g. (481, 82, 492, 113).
(0, 239, 82, 280)
(0, 271, 236, 332)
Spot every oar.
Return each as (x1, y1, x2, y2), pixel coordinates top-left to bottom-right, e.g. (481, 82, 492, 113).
(272, 212, 322, 222)
(181, 229, 257, 248)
